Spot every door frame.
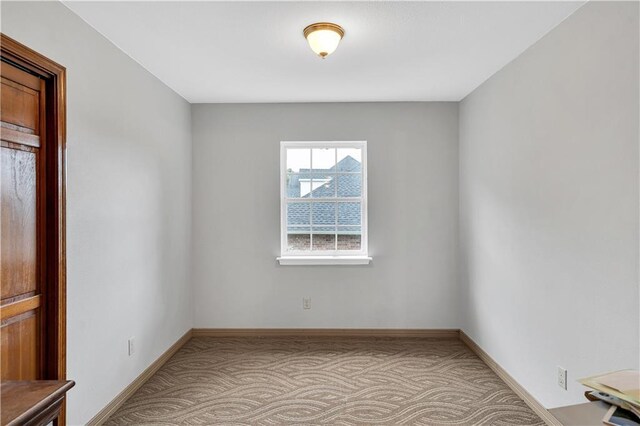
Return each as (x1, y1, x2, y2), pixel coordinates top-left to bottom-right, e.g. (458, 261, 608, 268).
(1, 31, 67, 409)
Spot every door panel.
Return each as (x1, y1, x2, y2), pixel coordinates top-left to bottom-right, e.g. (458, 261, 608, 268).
(1, 60, 43, 381)
(1, 146, 38, 301)
(1, 313, 39, 380)
(0, 78, 40, 133)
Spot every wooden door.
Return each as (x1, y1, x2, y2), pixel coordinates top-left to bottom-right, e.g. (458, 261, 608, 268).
(0, 34, 67, 423)
(0, 34, 66, 401)
(0, 59, 46, 380)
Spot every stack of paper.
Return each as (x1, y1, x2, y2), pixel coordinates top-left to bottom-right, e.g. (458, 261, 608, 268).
(580, 370, 640, 418)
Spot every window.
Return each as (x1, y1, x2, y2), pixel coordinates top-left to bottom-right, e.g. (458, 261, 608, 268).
(278, 141, 371, 265)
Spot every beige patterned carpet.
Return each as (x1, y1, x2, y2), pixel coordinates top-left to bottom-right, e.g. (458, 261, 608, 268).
(105, 337, 544, 425)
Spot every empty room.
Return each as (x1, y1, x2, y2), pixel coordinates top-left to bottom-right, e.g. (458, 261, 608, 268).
(0, 0, 638, 425)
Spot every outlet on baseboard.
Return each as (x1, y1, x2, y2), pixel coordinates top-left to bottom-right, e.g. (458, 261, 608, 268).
(557, 366, 567, 390)
(303, 297, 311, 310)
(128, 337, 135, 356)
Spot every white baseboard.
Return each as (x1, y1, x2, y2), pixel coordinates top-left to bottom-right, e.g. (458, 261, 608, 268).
(191, 327, 460, 338)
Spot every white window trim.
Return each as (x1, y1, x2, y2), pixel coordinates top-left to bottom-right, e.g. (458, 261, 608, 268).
(278, 141, 371, 266)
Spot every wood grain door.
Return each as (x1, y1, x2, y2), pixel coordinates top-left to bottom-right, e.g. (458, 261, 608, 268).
(0, 60, 46, 380)
(1, 33, 68, 423)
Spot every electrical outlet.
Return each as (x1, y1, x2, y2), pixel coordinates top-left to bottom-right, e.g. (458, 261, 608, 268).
(303, 297, 311, 310)
(128, 337, 135, 356)
(557, 366, 567, 390)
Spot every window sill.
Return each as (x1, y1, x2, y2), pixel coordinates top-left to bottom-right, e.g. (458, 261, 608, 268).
(277, 256, 372, 266)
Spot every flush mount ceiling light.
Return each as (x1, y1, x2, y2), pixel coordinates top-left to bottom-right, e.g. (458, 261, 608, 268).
(303, 22, 345, 59)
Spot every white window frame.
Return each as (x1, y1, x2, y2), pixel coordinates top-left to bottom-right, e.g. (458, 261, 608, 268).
(278, 141, 371, 265)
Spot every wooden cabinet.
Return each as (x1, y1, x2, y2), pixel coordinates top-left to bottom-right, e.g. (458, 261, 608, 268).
(1, 381, 75, 426)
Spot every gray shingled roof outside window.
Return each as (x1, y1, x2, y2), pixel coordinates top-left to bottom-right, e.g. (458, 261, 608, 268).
(287, 156, 361, 235)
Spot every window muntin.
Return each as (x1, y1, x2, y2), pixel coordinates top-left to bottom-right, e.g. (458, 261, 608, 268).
(281, 141, 367, 256)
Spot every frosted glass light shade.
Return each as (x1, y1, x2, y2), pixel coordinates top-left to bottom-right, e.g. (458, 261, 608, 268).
(303, 23, 344, 59)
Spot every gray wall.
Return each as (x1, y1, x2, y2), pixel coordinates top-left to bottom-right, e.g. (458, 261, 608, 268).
(459, 1, 639, 408)
(192, 103, 459, 328)
(1, 2, 193, 424)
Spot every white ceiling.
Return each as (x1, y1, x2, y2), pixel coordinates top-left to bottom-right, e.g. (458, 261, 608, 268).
(64, 1, 584, 103)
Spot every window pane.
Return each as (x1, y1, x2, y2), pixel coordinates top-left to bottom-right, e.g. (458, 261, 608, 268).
(337, 174, 361, 197)
(312, 202, 336, 226)
(337, 226, 361, 251)
(287, 201, 311, 251)
(312, 232, 336, 251)
(288, 234, 310, 251)
(287, 173, 313, 198)
(311, 174, 336, 198)
(337, 148, 362, 172)
(338, 202, 360, 226)
(290, 173, 337, 198)
(312, 148, 335, 170)
(312, 224, 336, 251)
(337, 234, 361, 250)
(287, 203, 310, 226)
(286, 148, 310, 172)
